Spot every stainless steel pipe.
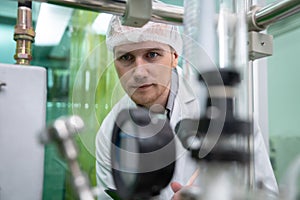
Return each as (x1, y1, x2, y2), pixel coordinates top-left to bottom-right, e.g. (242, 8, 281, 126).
(31, 0, 183, 25)
(28, 0, 300, 31)
(249, 0, 300, 31)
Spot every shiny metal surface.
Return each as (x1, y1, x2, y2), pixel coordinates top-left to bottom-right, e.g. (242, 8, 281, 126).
(247, 60, 255, 190)
(45, 0, 127, 16)
(246, 0, 255, 190)
(22, 0, 300, 29)
(11, 0, 300, 35)
(31, 0, 183, 25)
(14, 6, 35, 65)
(40, 115, 95, 200)
(152, 1, 183, 24)
(255, 0, 300, 29)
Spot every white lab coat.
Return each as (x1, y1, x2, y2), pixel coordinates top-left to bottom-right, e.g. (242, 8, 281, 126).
(95, 71, 278, 199)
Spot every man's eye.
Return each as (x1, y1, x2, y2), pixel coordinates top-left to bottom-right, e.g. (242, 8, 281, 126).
(119, 54, 133, 61)
(147, 52, 159, 58)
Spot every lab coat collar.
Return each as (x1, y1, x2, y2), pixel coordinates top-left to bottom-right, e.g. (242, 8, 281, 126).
(169, 72, 201, 130)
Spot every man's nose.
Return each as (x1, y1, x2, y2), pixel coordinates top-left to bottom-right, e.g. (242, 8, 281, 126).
(133, 57, 148, 81)
(134, 56, 148, 67)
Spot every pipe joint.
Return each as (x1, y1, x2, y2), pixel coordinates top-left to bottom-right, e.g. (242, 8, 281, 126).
(14, 6, 35, 40)
(14, 4, 35, 65)
(247, 6, 266, 32)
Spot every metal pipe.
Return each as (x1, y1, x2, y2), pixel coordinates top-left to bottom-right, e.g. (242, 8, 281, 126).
(31, 0, 183, 25)
(19, 0, 300, 30)
(256, 0, 300, 27)
(246, 0, 255, 190)
(151, 1, 183, 24)
(249, 0, 300, 31)
(42, 0, 127, 17)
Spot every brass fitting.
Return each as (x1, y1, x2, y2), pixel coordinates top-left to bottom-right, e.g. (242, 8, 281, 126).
(14, 5, 35, 65)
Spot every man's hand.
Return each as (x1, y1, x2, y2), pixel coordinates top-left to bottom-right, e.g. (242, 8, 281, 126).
(171, 181, 183, 200)
(170, 168, 200, 200)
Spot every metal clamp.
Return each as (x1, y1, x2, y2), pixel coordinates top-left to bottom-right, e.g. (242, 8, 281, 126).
(122, 0, 152, 27)
(247, 6, 266, 32)
(247, 6, 274, 61)
(248, 31, 273, 61)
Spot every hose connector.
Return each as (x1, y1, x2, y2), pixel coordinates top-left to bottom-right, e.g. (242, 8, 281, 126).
(14, 1, 35, 65)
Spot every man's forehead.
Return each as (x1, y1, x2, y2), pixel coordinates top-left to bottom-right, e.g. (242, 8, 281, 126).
(114, 41, 171, 55)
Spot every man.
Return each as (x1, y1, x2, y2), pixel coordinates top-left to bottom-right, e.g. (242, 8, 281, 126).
(96, 16, 278, 199)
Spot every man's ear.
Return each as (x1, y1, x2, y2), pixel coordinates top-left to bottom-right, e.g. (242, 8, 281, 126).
(171, 51, 179, 68)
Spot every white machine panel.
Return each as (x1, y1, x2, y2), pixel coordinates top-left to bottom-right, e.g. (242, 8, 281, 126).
(0, 63, 46, 200)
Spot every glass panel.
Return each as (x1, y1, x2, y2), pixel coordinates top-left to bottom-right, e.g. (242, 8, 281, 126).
(267, 5, 300, 191)
(32, 7, 125, 200)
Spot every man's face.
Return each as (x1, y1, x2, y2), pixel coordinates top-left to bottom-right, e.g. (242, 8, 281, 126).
(114, 41, 178, 109)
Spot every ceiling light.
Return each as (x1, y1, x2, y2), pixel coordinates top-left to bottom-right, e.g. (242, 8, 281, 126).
(92, 13, 113, 35)
(35, 3, 73, 46)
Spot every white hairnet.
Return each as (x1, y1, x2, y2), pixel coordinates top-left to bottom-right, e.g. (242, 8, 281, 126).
(106, 16, 183, 55)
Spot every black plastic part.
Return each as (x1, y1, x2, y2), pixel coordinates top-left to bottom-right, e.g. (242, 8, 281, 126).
(206, 97, 235, 119)
(176, 68, 251, 164)
(176, 117, 251, 163)
(129, 108, 151, 126)
(18, 1, 32, 8)
(199, 69, 241, 86)
(111, 108, 176, 200)
(175, 94, 251, 163)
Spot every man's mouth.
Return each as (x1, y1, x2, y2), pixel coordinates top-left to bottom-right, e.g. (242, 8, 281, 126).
(132, 83, 154, 90)
(139, 84, 152, 88)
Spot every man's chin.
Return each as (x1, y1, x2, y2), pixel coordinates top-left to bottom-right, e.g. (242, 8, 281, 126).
(131, 96, 153, 108)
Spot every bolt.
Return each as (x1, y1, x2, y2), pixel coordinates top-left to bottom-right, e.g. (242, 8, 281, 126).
(0, 81, 6, 90)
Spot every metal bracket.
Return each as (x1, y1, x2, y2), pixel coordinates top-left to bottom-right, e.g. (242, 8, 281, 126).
(122, 0, 152, 27)
(248, 31, 273, 61)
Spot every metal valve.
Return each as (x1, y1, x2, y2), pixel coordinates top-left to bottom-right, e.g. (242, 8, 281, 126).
(40, 115, 96, 200)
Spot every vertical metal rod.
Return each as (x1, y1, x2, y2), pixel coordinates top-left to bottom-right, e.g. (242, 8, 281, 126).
(248, 60, 255, 189)
(246, 0, 255, 190)
(245, 0, 253, 11)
